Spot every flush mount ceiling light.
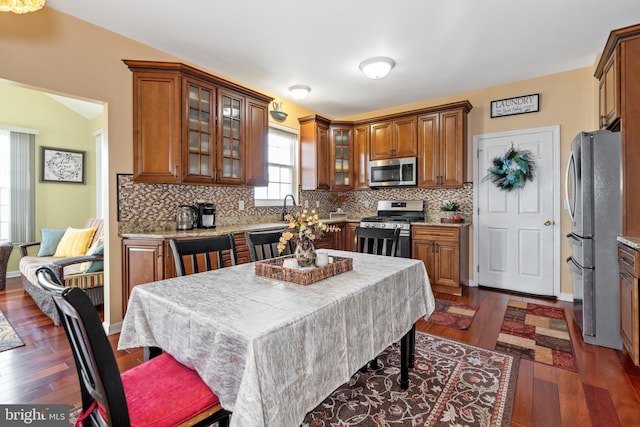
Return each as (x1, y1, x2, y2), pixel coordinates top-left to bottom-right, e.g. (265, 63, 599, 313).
(359, 57, 396, 79)
(0, 0, 46, 14)
(289, 85, 311, 101)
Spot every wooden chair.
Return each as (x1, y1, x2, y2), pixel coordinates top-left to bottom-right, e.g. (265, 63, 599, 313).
(353, 227, 400, 257)
(169, 235, 237, 276)
(245, 229, 291, 262)
(38, 268, 230, 427)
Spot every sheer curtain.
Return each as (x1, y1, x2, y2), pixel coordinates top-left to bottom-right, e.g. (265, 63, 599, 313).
(9, 131, 35, 243)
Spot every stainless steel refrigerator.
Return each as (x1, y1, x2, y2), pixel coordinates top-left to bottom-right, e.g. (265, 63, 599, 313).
(565, 130, 622, 350)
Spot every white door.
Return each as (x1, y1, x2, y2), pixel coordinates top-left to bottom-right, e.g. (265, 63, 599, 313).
(473, 126, 560, 297)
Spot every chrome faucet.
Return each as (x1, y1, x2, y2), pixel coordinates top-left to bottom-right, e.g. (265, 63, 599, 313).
(282, 194, 296, 221)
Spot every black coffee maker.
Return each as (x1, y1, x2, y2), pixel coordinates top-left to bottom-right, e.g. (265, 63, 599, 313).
(196, 202, 216, 229)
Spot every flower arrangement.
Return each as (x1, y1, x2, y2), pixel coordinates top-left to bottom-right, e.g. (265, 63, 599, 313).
(440, 200, 460, 212)
(278, 209, 340, 254)
(329, 193, 349, 210)
(484, 147, 535, 191)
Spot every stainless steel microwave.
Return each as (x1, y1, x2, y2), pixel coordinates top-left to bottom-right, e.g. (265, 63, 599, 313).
(368, 157, 417, 187)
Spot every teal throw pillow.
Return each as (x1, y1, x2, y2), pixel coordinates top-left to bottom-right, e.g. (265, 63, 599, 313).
(85, 243, 104, 273)
(37, 229, 66, 257)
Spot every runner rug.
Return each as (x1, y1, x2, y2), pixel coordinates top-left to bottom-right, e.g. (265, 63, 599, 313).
(303, 331, 519, 427)
(427, 298, 479, 329)
(495, 299, 578, 371)
(0, 308, 24, 352)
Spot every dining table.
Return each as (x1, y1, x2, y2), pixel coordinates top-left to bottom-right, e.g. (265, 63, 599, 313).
(118, 250, 435, 427)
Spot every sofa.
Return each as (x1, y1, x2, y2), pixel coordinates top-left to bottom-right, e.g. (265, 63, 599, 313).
(19, 218, 104, 325)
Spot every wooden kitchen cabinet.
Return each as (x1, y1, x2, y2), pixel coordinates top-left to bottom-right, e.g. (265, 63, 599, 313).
(417, 102, 472, 188)
(412, 225, 469, 296)
(124, 60, 272, 186)
(595, 24, 640, 236)
(122, 238, 165, 313)
(597, 52, 619, 130)
(353, 125, 370, 190)
(343, 222, 358, 251)
(618, 242, 639, 366)
(299, 115, 331, 190)
(330, 125, 353, 190)
(369, 116, 417, 160)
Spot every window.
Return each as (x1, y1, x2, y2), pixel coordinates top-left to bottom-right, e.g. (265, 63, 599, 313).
(0, 128, 35, 242)
(254, 125, 298, 206)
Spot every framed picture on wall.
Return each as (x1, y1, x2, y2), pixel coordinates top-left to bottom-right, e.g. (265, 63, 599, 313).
(40, 146, 86, 184)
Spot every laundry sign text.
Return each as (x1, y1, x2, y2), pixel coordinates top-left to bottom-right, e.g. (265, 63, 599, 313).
(490, 93, 540, 118)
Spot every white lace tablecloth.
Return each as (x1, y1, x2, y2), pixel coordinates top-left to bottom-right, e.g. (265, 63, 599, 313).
(118, 250, 435, 427)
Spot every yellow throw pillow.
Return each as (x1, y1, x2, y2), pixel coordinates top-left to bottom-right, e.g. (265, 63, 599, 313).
(53, 227, 97, 258)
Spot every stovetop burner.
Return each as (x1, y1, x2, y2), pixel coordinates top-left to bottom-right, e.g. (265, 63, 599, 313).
(360, 200, 425, 232)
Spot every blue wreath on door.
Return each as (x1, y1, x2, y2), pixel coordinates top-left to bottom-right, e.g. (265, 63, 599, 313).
(484, 147, 535, 191)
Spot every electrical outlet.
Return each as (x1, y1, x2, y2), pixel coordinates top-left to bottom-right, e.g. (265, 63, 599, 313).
(315, 201, 320, 208)
(364, 200, 370, 208)
(238, 200, 245, 211)
(304, 200, 309, 208)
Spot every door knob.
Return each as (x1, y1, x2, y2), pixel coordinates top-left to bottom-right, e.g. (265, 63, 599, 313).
(544, 220, 553, 226)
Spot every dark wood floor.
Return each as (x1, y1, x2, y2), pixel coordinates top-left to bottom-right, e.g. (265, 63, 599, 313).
(1, 276, 639, 426)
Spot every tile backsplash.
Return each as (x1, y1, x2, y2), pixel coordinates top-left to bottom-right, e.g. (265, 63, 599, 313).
(117, 174, 472, 232)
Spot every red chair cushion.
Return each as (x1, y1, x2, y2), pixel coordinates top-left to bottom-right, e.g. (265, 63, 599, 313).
(99, 353, 220, 427)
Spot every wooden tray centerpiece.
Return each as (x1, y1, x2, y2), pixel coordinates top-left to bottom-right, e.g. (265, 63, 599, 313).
(255, 255, 353, 286)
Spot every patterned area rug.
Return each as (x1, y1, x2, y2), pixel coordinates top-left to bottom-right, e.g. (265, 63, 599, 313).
(303, 331, 519, 427)
(495, 299, 578, 371)
(427, 299, 479, 329)
(0, 308, 24, 352)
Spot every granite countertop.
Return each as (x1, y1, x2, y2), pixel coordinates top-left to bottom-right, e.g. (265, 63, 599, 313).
(617, 235, 640, 250)
(119, 218, 363, 239)
(120, 217, 471, 239)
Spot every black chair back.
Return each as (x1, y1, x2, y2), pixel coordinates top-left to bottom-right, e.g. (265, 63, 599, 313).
(245, 229, 291, 262)
(42, 277, 129, 426)
(169, 235, 237, 276)
(353, 227, 400, 257)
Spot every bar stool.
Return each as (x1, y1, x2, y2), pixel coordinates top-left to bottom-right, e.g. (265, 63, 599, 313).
(0, 240, 13, 291)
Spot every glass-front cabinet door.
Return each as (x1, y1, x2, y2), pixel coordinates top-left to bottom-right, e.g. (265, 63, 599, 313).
(330, 127, 352, 190)
(183, 78, 216, 183)
(218, 90, 244, 184)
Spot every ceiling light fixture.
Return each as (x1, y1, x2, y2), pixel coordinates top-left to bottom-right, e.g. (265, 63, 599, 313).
(289, 85, 311, 101)
(359, 57, 396, 80)
(0, 0, 46, 14)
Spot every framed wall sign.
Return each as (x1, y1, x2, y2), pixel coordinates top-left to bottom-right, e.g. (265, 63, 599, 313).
(41, 146, 86, 184)
(490, 93, 540, 118)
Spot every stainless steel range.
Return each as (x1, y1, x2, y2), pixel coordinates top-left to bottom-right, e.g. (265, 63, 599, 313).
(360, 200, 425, 258)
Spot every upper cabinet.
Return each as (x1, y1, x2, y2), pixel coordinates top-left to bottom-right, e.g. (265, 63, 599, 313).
(330, 125, 353, 190)
(417, 102, 472, 188)
(597, 53, 619, 130)
(352, 125, 370, 190)
(594, 24, 640, 236)
(299, 115, 331, 190)
(369, 116, 417, 160)
(124, 60, 272, 186)
(298, 100, 472, 191)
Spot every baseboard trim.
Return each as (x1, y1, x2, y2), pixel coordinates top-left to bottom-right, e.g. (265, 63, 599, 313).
(558, 292, 573, 302)
(104, 320, 122, 336)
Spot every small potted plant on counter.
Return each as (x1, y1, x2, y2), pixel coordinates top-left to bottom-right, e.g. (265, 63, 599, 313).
(329, 193, 349, 219)
(440, 200, 463, 223)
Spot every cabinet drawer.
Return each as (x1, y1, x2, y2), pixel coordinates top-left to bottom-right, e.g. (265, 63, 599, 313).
(618, 243, 640, 277)
(412, 226, 459, 242)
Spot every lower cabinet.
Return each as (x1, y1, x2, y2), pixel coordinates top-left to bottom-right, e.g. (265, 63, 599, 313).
(618, 242, 640, 366)
(411, 225, 469, 296)
(122, 239, 165, 313)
